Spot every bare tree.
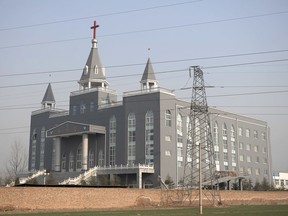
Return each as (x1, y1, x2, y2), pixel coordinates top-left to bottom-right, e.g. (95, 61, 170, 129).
(5, 140, 28, 181)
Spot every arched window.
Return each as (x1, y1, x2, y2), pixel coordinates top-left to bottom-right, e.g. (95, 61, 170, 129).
(98, 150, 104, 166)
(177, 114, 183, 167)
(128, 113, 136, 165)
(186, 117, 192, 164)
(69, 151, 74, 171)
(109, 116, 116, 166)
(145, 111, 154, 165)
(214, 122, 219, 147)
(88, 149, 94, 168)
(94, 65, 98, 74)
(231, 125, 236, 166)
(39, 127, 45, 169)
(165, 110, 172, 127)
(222, 123, 228, 150)
(31, 129, 37, 170)
(61, 153, 66, 171)
(76, 145, 82, 171)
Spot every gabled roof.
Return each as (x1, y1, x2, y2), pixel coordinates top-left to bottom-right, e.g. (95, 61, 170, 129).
(140, 58, 157, 83)
(79, 44, 106, 82)
(42, 83, 55, 103)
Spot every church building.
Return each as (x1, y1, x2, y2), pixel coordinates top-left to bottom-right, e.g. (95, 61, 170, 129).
(28, 22, 272, 188)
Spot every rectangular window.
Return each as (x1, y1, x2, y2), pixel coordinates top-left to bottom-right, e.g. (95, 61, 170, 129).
(246, 129, 250, 138)
(239, 142, 243, 150)
(247, 155, 251, 162)
(165, 150, 171, 156)
(262, 132, 266, 140)
(239, 155, 244, 162)
(246, 144, 251, 151)
(254, 145, 259, 152)
(255, 168, 260, 175)
(238, 127, 243, 136)
(165, 135, 171, 142)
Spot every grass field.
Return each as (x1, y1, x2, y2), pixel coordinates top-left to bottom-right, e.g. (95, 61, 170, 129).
(1, 205, 288, 216)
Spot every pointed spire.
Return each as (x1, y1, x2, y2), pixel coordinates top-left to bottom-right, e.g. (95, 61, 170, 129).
(78, 21, 108, 90)
(140, 58, 158, 90)
(42, 83, 56, 109)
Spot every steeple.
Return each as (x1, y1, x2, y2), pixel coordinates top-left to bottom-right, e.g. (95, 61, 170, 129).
(42, 83, 56, 109)
(140, 58, 158, 90)
(78, 21, 108, 90)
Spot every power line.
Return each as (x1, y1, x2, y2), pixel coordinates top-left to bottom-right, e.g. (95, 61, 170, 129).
(1, 49, 288, 78)
(1, 58, 288, 89)
(0, 0, 202, 32)
(1, 10, 287, 50)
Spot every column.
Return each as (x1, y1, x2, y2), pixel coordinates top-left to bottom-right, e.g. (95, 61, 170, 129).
(137, 171, 142, 189)
(54, 137, 61, 172)
(239, 178, 243, 191)
(82, 134, 88, 171)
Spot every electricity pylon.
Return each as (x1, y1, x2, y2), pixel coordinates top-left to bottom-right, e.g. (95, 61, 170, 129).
(183, 66, 221, 214)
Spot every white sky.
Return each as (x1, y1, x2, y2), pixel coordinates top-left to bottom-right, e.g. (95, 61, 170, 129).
(0, 0, 288, 173)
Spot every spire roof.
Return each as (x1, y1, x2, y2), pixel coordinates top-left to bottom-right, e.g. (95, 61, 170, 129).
(78, 21, 108, 89)
(141, 58, 157, 83)
(42, 83, 55, 103)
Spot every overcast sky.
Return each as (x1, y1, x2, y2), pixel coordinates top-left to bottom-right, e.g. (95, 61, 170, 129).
(0, 0, 288, 174)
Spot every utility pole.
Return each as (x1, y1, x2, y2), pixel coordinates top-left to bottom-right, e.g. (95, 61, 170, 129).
(183, 66, 221, 214)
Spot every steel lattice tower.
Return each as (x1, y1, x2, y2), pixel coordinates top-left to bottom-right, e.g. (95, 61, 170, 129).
(183, 66, 221, 213)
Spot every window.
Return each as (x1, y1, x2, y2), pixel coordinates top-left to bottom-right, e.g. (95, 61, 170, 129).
(254, 145, 259, 152)
(94, 65, 98, 74)
(39, 127, 45, 169)
(223, 152, 228, 162)
(261, 132, 266, 140)
(239, 142, 243, 150)
(256, 156, 260, 163)
(213, 122, 219, 146)
(90, 102, 95, 112)
(80, 103, 86, 114)
(186, 117, 192, 162)
(69, 151, 74, 171)
(230, 125, 235, 139)
(246, 143, 251, 151)
(98, 150, 104, 166)
(145, 111, 154, 165)
(246, 129, 250, 138)
(62, 154, 66, 170)
(72, 105, 77, 115)
(254, 130, 258, 139)
(247, 167, 252, 175)
(263, 147, 267, 153)
(222, 123, 227, 136)
(177, 114, 183, 167)
(239, 155, 244, 162)
(76, 145, 82, 170)
(109, 116, 116, 166)
(165, 135, 171, 142)
(128, 113, 136, 165)
(263, 158, 268, 164)
(165, 110, 172, 127)
(85, 65, 88, 74)
(89, 149, 94, 168)
(165, 150, 171, 156)
(247, 155, 251, 163)
(238, 127, 243, 136)
(255, 168, 260, 176)
(222, 123, 228, 150)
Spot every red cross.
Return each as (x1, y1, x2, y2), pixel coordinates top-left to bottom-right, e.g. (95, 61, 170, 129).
(90, 21, 100, 39)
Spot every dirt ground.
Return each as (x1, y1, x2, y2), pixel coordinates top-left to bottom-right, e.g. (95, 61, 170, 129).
(0, 187, 288, 213)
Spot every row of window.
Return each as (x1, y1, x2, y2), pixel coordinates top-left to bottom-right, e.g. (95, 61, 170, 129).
(214, 122, 266, 141)
(274, 179, 288, 186)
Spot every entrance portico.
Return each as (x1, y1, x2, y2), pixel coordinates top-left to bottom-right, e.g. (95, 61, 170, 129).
(46, 121, 106, 171)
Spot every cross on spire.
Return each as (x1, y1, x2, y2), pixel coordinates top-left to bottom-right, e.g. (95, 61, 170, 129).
(90, 21, 100, 39)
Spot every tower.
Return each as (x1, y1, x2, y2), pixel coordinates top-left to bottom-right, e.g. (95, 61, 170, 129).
(184, 66, 221, 213)
(78, 21, 108, 90)
(41, 83, 55, 109)
(140, 58, 158, 91)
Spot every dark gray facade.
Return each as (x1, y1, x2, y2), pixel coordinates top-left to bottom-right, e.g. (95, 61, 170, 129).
(28, 36, 272, 187)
